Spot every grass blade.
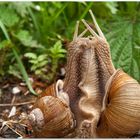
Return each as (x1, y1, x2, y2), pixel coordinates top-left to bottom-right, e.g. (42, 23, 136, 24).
(80, 2, 93, 20)
(50, 3, 68, 23)
(0, 20, 38, 96)
(28, 7, 40, 36)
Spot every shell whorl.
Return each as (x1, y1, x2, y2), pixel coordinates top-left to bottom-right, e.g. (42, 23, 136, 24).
(29, 108, 45, 130)
(97, 69, 140, 137)
(30, 96, 75, 137)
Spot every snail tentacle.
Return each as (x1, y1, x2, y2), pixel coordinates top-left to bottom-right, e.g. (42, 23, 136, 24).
(73, 21, 80, 41)
(81, 19, 100, 39)
(55, 79, 69, 106)
(89, 10, 106, 40)
(78, 29, 88, 38)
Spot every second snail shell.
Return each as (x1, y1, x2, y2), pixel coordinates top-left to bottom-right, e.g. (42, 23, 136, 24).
(97, 69, 140, 138)
(29, 80, 75, 138)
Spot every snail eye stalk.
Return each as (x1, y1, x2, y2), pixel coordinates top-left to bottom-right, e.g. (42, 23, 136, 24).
(73, 21, 80, 41)
(89, 10, 106, 40)
(81, 19, 100, 39)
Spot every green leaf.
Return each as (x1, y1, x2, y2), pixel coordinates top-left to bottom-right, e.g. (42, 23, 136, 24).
(80, 2, 93, 19)
(0, 5, 19, 27)
(8, 65, 22, 79)
(10, 2, 33, 17)
(14, 30, 44, 48)
(54, 54, 65, 59)
(53, 40, 62, 48)
(50, 40, 66, 55)
(38, 54, 48, 62)
(0, 20, 10, 40)
(36, 61, 48, 68)
(27, 6, 40, 35)
(29, 60, 38, 64)
(106, 19, 140, 82)
(50, 3, 68, 23)
(0, 40, 11, 49)
(24, 52, 37, 59)
(35, 69, 42, 75)
(105, 2, 118, 14)
(31, 65, 38, 71)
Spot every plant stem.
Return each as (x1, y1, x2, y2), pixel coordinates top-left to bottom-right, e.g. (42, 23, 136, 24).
(0, 20, 38, 96)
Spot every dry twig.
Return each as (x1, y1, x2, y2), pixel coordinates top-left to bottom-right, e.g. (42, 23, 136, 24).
(0, 101, 35, 107)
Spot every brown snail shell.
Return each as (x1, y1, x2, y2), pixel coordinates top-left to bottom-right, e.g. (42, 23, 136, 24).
(97, 69, 140, 138)
(29, 80, 75, 138)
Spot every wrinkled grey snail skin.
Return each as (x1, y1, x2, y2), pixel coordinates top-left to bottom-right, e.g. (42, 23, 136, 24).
(63, 38, 102, 138)
(28, 10, 140, 138)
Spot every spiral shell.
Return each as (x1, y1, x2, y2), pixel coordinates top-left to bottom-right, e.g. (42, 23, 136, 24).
(38, 82, 57, 98)
(29, 95, 75, 137)
(97, 69, 140, 138)
(38, 80, 69, 106)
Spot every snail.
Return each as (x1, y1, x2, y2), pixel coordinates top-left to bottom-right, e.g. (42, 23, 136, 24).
(81, 10, 140, 137)
(29, 10, 140, 138)
(97, 69, 140, 137)
(29, 31, 102, 137)
(28, 80, 75, 137)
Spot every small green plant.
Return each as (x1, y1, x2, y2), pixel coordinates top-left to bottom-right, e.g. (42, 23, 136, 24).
(48, 40, 66, 80)
(24, 52, 48, 79)
(8, 64, 22, 79)
(24, 40, 66, 81)
(49, 40, 66, 72)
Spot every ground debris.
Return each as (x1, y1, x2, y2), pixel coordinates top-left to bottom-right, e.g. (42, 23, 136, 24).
(0, 75, 48, 138)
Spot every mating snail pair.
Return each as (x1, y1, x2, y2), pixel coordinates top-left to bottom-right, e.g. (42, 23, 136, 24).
(28, 10, 140, 138)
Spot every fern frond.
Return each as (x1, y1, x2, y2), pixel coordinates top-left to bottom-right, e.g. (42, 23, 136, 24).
(106, 19, 140, 82)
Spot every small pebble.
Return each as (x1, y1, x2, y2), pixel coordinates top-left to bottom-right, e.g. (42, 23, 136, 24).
(60, 68, 66, 76)
(8, 106, 16, 118)
(12, 87, 21, 94)
(19, 83, 26, 86)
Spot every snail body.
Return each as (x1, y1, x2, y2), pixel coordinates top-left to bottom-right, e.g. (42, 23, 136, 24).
(75, 39, 101, 137)
(62, 38, 102, 137)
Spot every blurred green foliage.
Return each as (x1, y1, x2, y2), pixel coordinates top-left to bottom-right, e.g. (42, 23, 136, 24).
(0, 2, 140, 85)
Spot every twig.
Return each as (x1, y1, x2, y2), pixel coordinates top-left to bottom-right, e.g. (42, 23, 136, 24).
(0, 101, 35, 107)
(11, 95, 16, 104)
(5, 123, 24, 137)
